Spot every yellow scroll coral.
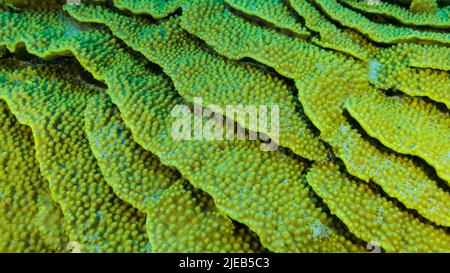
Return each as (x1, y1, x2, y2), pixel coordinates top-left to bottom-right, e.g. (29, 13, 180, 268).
(225, 0, 311, 36)
(32, 189, 69, 252)
(0, 47, 6, 58)
(0, 8, 365, 252)
(85, 93, 265, 252)
(307, 161, 450, 252)
(339, 0, 449, 28)
(0, 0, 64, 10)
(345, 90, 450, 182)
(111, 0, 181, 18)
(179, 0, 449, 105)
(0, 60, 149, 253)
(287, 0, 371, 60)
(410, 0, 438, 12)
(178, 0, 349, 78)
(0, 0, 448, 253)
(370, 45, 450, 107)
(311, 0, 450, 44)
(65, 4, 328, 162)
(0, 99, 66, 252)
(401, 43, 450, 71)
(173, 0, 450, 226)
(295, 66, 450, 227)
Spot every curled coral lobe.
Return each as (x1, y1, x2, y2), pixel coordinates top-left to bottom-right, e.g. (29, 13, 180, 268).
(0, 0, 448, 253)
(0, 99, 67, 253)
(85, 93, 266, 253)
(0, 59, 148, 253)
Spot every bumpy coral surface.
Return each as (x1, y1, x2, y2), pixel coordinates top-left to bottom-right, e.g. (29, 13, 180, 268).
(0, 0, 448, 253)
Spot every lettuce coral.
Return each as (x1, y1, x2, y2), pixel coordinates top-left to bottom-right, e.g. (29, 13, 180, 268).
(339, 0, 449, 27)
(345, 90, 450, 182)
(0, 99, 67, 252)
(0, 7, 364, 252)
(64, 4, 328, 162)
(0, 60, 149, 252)
(85, 93, 265, 252)
(176, 0, 450, 226)
(225, 0, 312, 36)
(410, 0, 438, 12)
(110, 0, 181, 18)
(0, 0, 448, 253)
(312, 0, 449, 44)
(307, 161, 450, 252)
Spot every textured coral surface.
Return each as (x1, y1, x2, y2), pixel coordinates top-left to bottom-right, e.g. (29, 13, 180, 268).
(0, 0, 448, 253)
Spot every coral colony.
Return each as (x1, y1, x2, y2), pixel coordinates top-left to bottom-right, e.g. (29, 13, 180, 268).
(0, 0, 449, 253)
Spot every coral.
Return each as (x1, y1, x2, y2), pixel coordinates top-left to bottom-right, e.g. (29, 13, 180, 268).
(295, 68, 450, 227)
(179, 0, 352, 77)
(311, 0, 450, 44)
(0, 60, 149, 252)
(0, 0, 448, 253)
(224, 0, 311, 36)
(345, 90, 450, 181)
(85, 93, 265, 252)
(369, 44, 450, 107)
(175, 0, 450, 225)
(32, 190, 69, 252)
(339, 0, 449, 27)
(288, 0, 371, 60)
(0, 0, 64, 10)
(0, 8, 364, 252)
(64, 4, 328, 162)
(404, 43, 450, 71)
(0, 99, 66, 252)
(410, 0, 438, 12)
(307, 161, 450, 252)
(107, 0, 181, 18)
(0, 47, 7, 58)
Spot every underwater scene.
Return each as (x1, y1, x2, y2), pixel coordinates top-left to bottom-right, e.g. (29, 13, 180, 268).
(0, 0, 449, 253)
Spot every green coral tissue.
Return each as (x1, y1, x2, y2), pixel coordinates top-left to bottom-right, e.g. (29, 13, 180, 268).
(0, 0, 448, 253)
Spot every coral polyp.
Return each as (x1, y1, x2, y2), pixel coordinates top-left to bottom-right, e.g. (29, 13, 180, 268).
(0, 0, 448, 253)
